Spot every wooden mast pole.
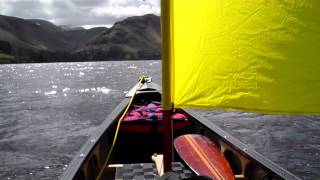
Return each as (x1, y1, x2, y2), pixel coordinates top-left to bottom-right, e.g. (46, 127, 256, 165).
(163, 107, 173, 172)
(161, 0, 173, 172)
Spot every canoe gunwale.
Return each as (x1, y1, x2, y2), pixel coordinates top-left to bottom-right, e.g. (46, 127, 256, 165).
(59, 98, 130, 180)
(61, 81, 301, 180)
(183, 108, 301, 180)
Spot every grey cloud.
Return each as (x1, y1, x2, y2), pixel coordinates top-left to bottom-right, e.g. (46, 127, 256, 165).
(49, 0, 125, 26)
(0, 0, 160, 27)
(1, 1, 52, 20)
(70, 0, 106, 7)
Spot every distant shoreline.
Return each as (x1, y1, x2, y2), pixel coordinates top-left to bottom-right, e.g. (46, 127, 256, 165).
(0, 59, 161, 65)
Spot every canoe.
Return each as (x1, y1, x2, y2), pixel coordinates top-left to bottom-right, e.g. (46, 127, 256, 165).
(60, 79, 300, 180)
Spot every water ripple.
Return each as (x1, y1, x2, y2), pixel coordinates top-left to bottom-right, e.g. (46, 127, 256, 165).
(0, 61, 318, 180)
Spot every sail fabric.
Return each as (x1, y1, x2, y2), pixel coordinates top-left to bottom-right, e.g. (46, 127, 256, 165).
(161, 0, 320, 114)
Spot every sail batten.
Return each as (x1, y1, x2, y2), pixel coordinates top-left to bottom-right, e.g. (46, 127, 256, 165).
(161, 0, 320, 115)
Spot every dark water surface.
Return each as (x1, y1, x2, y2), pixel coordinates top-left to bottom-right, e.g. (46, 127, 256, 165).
(0, 61, 319, 180)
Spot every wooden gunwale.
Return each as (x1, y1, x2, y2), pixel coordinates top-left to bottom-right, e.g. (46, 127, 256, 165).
(60, 81, 301, 180)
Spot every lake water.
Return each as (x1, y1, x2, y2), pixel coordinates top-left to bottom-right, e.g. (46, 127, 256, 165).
(0, 61, 319, 180)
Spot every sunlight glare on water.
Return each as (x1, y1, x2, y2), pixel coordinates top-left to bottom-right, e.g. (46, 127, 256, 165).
(0, 61, 161, 180)
(0, 61, 319, 180)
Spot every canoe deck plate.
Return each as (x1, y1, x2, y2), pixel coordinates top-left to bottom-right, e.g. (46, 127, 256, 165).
(114, 162, 193, 179)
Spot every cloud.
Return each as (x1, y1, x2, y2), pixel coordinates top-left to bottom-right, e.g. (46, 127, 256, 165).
(82, 24, 112, 29)
(92, 4, 160, 18)
(0, 0, 160, 26)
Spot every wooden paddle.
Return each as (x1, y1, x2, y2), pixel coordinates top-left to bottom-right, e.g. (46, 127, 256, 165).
(174, 134, 235, 180)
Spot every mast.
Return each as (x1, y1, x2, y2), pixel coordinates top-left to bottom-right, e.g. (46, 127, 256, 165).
(161, 0, 173, 172)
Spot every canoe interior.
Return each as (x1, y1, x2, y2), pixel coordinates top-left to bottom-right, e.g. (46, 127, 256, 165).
(61, 83, 300, 180)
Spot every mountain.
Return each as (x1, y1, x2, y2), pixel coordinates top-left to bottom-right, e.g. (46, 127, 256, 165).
(59, 25, 85, 31)
(63, 27, 107, 50)
(77, 14, 161, 60)
(0, 14, 161, 63)
(0, 15, 106, 51)
(0, 15, 69, 51)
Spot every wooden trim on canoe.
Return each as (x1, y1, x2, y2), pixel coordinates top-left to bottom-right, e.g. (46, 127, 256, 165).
(183, 108, 300, 180)
(59, 98, 130, 180)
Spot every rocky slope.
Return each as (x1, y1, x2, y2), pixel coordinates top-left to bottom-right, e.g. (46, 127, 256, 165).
(77, 14, 161, 60)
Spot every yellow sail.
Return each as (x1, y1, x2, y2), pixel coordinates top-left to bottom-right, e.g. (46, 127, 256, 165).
(161, 0, 320, 114)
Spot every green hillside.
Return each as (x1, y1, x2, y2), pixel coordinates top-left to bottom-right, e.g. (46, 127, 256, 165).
(0, 14, 161, 63)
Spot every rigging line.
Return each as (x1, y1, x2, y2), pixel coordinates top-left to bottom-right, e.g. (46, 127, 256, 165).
(96, 76, 145, 180)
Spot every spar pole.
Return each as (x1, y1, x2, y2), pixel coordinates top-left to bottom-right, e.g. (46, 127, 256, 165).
(161, 0, 173, 172)
(163, 105, 173, 172)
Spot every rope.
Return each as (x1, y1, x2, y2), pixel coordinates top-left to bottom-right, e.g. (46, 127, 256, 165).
(96, 76, 145, 180)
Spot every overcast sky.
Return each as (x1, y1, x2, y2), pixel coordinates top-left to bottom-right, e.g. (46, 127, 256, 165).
(0, 0, 160, 28)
